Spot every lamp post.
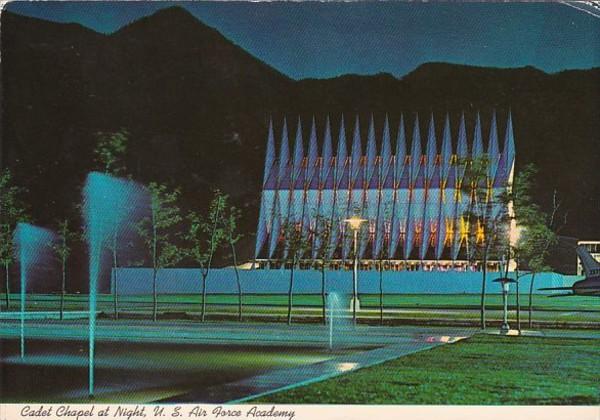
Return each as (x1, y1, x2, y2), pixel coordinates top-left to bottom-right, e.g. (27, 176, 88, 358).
(514, 270, 531, 335)
(493, 276, 517, 334)
(345, 217, 366, 325)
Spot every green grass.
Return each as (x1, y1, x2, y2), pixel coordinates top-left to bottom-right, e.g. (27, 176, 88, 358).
(253, 335, 600, 405)
(2, 293, 597, 325)
(3, 292, 598, 311)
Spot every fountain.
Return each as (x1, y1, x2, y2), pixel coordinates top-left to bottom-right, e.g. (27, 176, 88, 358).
(13, 223, 56, 358)
(327, 291, 349, 350)
(82, 172, 148, 398)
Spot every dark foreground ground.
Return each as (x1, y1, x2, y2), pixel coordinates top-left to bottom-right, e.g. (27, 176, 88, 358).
(0, 338, 350, 403)
(0, 316, 597, 404)
(254, 334, 600, 405)
(0, 320, 472, 403)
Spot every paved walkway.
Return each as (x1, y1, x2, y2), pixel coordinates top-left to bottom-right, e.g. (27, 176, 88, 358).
(158, 329, 472, 403)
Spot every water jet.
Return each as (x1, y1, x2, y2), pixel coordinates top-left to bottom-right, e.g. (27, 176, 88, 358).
(82, 172, 147, 397)
(14, 223, 56, 358)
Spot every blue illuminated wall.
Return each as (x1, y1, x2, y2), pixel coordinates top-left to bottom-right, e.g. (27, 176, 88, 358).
(113, 268, 570, 296)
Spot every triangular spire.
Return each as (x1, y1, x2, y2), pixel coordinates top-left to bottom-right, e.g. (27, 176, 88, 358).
(263, 117, 276, 186)
(381, 114, 392, 183)
(292, 116, 304, 181)
(307, 116, 319, 185)
(472, 111, 483, 158)
(502, 109, 516, 171)
(426, 112, 437, 181)
(336, 114, 347, 183)
(350, 114, 362, 184)
(456, 111, 468, 182)
(321, 115, 333, 184)
(487, 110, 500, 180)
(307, 116, 318, 167)
(395, 113, 407, 185)
(365, 113, 377, 184)
(457, 112, 468, 158)
(440, 113, 452, 182)
(277, 117, 289, 184)
(254, 200, 267, 259)
(410, 114, 422, 186)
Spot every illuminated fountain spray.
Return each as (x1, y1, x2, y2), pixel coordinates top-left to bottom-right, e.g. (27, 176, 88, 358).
(327, 292, 347, 350)
(82, 172, 147, 398)
(13, 223, 57, 359)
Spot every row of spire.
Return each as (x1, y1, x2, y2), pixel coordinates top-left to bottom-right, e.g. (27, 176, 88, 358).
(262, 111, 515, 192)
(255, 111, 516, 262)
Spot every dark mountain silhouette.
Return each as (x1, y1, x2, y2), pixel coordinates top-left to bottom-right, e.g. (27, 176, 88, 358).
(2, 6, 599, 278)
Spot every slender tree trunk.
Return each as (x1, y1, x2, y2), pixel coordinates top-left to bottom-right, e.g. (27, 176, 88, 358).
(379, 262, 384, 325)
(321, 264, 326, 325)
(515, 270, 521, 334)
(528, 272, 536, 328)
(201, 204, 222, 323)
(113, 265, 119, 320)
(201, 272, 208, 322)
(230, 241, 242, 322)
(352, 229, 358, 326)
(60, 256, 66, 321)
(287, 263, 294, 325)
(480, 254, 487, 330)
(152, 208, 158, 322)
(152, 268, 158, 322)
(5, 262, 10, 309)
(112, 233, 119, 320)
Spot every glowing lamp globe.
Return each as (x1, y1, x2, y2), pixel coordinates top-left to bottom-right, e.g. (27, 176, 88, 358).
(344, 217, 367, 231)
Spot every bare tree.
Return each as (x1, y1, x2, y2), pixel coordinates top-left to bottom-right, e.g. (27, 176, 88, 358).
(281, 219, 311, 325)
(460, 156, 510, 330)
(94, 129, 129, 318)
(136, 182, 184, 321)
(50, 218, 79, 320)
(310, 213, 335, 324)
(0, 169, 28, 310)
(517, 189, 563, 328)
(185, 190, 227, 322)
(221, 202, 243, 321)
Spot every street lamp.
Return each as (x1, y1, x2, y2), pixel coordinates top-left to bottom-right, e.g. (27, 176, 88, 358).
(345, 216, 366, 325)
(513, 270, 532, 334)
(493, 276, 517, 334)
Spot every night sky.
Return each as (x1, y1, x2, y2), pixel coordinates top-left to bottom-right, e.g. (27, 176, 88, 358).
(5, 1, 600, 79)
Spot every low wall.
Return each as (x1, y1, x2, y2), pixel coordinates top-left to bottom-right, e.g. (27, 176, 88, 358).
(113, 268, 575, 295)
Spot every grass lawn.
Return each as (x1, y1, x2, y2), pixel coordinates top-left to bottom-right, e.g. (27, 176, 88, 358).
(4, 293, 598, 311)
(2, 293, 598, 325)
(253, 335, 600, 405)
